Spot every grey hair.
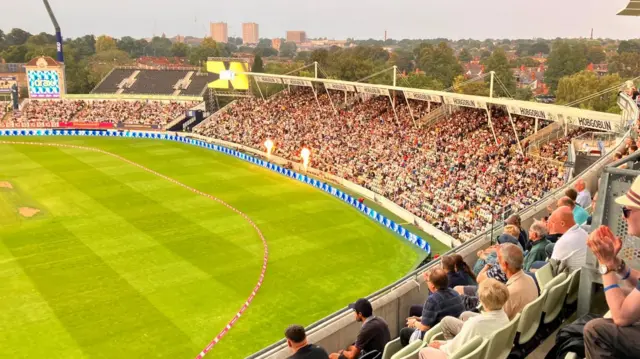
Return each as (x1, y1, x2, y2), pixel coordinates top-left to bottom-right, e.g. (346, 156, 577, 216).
(529, 220, 548, 238)
(499, 243, 524, 271)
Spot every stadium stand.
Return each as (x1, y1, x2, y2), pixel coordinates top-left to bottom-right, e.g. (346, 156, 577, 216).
(91, 68, 136, 94)
(2, 73, 637, 359)
(0, 99, 197, 127)
(231, 88, 637, 359)
(123, 69, 188, 95)
(196, 87, 565, 240)
(92, 67, 216, 96)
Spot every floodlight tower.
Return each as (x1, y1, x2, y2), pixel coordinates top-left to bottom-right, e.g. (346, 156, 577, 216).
(43, 0, 64, 62)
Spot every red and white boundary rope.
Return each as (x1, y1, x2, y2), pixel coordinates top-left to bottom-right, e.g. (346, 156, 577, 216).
(1, 141, 268, 359)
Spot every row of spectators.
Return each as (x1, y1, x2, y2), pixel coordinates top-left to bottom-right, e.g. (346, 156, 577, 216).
(0, 99, 197, 127)
(538, 127, 591, 162)
(287, 170, 640, 359)
(196, 88, 562, 239)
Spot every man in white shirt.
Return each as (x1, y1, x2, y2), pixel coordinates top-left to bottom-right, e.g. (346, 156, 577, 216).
(575, 178, 592, 209)
(548, 206, 588, 271)
(418, 279, 510, 359)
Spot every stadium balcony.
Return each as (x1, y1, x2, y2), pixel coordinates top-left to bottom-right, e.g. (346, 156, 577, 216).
(245, 92, 638, 359)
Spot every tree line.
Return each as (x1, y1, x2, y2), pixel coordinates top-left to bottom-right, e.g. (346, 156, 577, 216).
(1, 28, 638, 113)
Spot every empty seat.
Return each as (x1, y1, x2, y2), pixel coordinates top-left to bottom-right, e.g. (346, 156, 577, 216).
(542, 273, 570, 324)
(535, 263, 553, 290)
(565, 268, 581, 305)
(390, 323, 442, 359)
(483, 313, 520, 359)
(383, 338, 402, 359)
(516, 290, 547, 345)
(450, 336, 488, 359)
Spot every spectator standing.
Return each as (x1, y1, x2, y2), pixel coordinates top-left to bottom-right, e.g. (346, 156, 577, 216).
(524, 220, 552, 272)
(329, 298, 390, 359)
(575, 179, 592, 209)
(400, 268, 465, 347)
(285, 325, 329, 359)
(419, 279, 510, 359)
(584, 177, 640, 359)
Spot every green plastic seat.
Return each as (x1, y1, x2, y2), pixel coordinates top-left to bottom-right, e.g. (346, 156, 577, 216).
(535, 263, 553, 291)
(483, 313, 520, 359)
(542, 273, 570, 324)
(516, 290, 547, 345)
(566, 268, 582, 305)
(450, 336, 488, 359)
(391, 323, 442, 359)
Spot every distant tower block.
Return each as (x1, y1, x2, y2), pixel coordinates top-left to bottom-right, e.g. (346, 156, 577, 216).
(384, 30, 387, 41)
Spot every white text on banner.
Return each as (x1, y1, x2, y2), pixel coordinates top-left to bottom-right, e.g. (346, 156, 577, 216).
(404, 90, 442, 103)
(355, 85, 390, 97)
(281, 78, 313, 87)
(324, 83, 356, 92)
(253, 76, 283, 84)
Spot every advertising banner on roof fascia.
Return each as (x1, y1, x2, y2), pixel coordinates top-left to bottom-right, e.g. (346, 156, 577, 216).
(443, 96, 486, 109)
(507, 105, 556, 121)
(253, 75, 283, 84)
(355, 85, 390, 97)
(564, 115, 615, 132)
(324, 82, 356, 92)
(404, 90, 442, 103)
(281, 78, 313, 87)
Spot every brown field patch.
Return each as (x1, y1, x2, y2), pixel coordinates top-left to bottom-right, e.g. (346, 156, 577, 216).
(0, 181, 13, 189)
(18, 207, 40, 218)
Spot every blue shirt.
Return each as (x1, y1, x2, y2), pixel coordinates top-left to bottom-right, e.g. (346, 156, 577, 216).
(573, 206, 589, 225)
(421, 288, 465, 327)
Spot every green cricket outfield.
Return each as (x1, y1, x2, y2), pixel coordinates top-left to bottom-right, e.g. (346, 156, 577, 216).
(0, 136, 442, 358)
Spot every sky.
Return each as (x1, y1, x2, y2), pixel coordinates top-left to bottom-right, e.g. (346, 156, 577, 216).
(2, 0, 639, 41)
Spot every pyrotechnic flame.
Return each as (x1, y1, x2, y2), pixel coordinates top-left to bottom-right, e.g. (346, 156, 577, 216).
(264, 139, 274, 158)
(301, 147, 311, 171)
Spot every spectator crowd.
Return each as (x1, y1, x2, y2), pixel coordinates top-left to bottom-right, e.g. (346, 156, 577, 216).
(0, 99, 197, 127)
(196, 88, 567, 240)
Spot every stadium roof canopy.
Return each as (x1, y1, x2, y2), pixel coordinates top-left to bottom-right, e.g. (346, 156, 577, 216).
(247, 72, 625, 133)
(618, 1, 640, 16)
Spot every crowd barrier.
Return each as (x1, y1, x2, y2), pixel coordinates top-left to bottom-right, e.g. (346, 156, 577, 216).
(0, 128, 431, 256)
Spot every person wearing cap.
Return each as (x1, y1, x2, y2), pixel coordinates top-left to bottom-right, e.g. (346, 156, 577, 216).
(584, 177, 640, 358)
(329, 298, 390, 359)
(285, 325, 329, 359)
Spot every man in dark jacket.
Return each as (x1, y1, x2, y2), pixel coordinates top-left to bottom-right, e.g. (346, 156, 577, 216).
(524, 220, 552, 272)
